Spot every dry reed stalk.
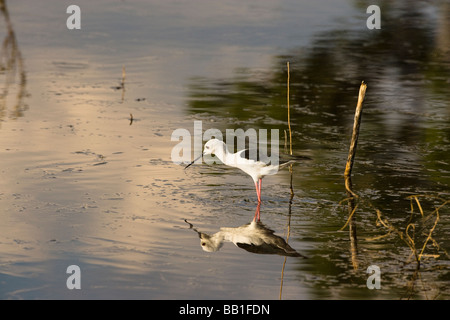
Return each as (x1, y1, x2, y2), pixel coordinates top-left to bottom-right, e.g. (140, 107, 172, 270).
(280, 62, 295, 299)
(287, 62, 292, 156)
(344, 81, 367, 179)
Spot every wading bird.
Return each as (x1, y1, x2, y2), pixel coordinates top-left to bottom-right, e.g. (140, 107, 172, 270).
(185, 139, 310, 203)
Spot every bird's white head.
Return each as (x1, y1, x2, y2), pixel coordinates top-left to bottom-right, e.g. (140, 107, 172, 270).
(184, 139, 227, 170)
(203, 139, 226, 156)
(199, 232, 223, 252)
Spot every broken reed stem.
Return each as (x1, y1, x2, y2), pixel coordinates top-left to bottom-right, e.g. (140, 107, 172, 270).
(344, 81, 367, 179)
(342, 82, 366, 270)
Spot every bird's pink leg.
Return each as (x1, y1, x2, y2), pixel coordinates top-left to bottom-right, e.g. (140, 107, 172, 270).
(253, 202, 261, 221)
(258, 178, 262, 202)
(255, 181, 261, 203)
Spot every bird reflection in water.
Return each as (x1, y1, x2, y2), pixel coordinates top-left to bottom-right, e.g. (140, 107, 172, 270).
(185, 204, 306, 258)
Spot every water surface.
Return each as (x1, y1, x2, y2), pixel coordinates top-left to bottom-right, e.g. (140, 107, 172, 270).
(0, 0, 449, 299)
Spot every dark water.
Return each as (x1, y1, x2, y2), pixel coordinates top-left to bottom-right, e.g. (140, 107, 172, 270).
(0, 0, 449, 299)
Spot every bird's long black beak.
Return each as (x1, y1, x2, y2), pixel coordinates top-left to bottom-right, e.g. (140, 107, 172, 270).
(184, 153, 203, 169)
(184, 219, 202, 238)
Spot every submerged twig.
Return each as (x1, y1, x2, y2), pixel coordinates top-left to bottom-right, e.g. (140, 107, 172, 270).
(418, 208, 439, 262)
(413, 196, 424, 217)
(339, 203, 359, 231)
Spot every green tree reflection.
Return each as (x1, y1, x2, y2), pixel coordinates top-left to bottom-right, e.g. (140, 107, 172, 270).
(0, 0, 28, 122)
(186, 1, 450, 299)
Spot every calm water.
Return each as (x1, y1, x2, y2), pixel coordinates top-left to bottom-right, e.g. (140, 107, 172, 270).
(0, 0, 449, 299)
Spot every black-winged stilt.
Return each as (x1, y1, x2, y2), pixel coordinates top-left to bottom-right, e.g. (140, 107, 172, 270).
(185, 138, 310, 203)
